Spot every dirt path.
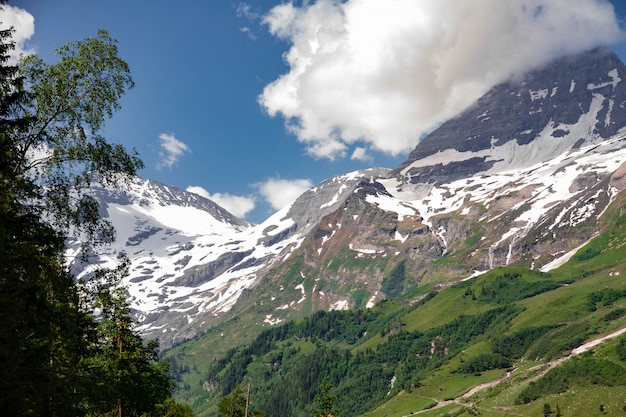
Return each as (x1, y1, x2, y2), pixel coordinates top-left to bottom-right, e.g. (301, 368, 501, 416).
(405, 325, 626, 416)
(459, 368, 516, 399)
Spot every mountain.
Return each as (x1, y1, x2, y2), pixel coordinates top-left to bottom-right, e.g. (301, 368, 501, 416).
(229, 46, 626, 329)
(70, 169, 390, 347)
(74, 47, 626, 354)
(166, 48, 626, 417)
(394, 46, 626, 183)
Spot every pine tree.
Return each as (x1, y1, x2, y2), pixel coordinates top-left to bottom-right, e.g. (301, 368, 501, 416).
(313, 378, 341, 417)
(0, 16, 91, 416)
(219, 386, 247, 417)
(79, 263, 172, 417)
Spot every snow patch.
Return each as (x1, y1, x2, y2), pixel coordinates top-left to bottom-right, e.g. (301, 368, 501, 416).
(529, 88, 549, 101)
(330, 299, 349, 310)
(394, 231, 407, 243)
(365, 292, 379, 308)
(295, 283, 306, 304)
(587, 69, 621, 90)
(264, 314, 283, 325)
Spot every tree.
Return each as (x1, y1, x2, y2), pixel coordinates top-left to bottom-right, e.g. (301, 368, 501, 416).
(0, 16, 95, 416)
(155, 398, 196, 417)
(79, 262, 172, 417)
(313, 378, 341, 417)
(219, 386, 247, 417)
(0, 10, 186, 416)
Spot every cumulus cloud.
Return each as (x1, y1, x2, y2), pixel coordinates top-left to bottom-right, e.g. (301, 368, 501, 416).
(157, 133, 190, 170)
(186, 186, 256, 219)
(0, 5, 36, 64)
(255, 177, 313, 211)
(351, 147, 371, 162)
(259, 0, 625, 160)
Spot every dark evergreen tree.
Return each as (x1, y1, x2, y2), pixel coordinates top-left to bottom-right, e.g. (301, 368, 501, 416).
(0, 15, 91, 416)
(79, 262, 172, 417)
(313, 378, 341, 417)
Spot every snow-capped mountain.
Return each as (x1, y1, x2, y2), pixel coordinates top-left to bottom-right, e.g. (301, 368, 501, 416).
(394, 47, 626, 183)
(75, 47, 626, 348)
(70, 170, 389, 347)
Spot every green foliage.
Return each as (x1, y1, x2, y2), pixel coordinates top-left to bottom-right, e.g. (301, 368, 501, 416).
(573, 245, 602, 261)
(616, 334, 626, 362)
(219, 386, 247, 417)
(473, 271, 560, 304)
(206, 306, 518, 417)
(78, 263, 173, 416)
(516, 356, 626, 404)
(602, 307, 626, 322)
(155, 398, 196, 417)
(455, 353, 511, 374)
(491, 325, 558, 359)
(381, 261, 406, 299)
(586, 288, 626, 311)
(526, 322, 591, 360)
(16, 28, 142, 247)
(314, 378, 341, 417)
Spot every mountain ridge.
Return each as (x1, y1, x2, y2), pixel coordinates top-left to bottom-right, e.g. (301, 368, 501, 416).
(73, 47, 626, 351)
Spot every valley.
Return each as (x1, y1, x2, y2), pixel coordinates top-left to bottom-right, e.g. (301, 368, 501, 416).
(75, 46, 626, 416)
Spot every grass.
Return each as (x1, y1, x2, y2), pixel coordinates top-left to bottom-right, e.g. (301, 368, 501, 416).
(400, 286, 493, 333)
(361, 390, 439, 417)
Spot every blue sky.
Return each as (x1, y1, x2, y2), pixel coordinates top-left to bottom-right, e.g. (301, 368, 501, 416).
(3, 0, 626, 223)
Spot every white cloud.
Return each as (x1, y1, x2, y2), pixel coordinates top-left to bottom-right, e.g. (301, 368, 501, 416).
(186, 185, 256, 219)
(351, 147, 371, 162)
(0, 5, 36, 64)
(236, 3, 258, 19)
(240, 26, 257, 41)
(255, 177, 313, 211)
(259, 0, 625, 160)
(157, 133, 190, 170)
(237, 3, 261, 40)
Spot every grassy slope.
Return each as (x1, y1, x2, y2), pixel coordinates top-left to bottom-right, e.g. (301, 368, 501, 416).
(164, 191, 626, 417)
(361, 191, 626, 417)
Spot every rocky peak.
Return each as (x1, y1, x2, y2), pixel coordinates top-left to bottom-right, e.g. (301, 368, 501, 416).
(394, 47, 626, 184)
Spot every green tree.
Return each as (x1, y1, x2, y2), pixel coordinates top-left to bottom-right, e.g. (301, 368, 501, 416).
(0, 16, 96, 416)
(155, 398, 195, 417)
(219, 386, 247, 417)
(79, 262, 172, 417)
(16, 28, 141, 248)
(313, 378, 341, 417)
(543, 403, 553, 417)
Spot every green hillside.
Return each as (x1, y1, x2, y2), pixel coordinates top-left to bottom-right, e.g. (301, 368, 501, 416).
(164, 192, 626, 417)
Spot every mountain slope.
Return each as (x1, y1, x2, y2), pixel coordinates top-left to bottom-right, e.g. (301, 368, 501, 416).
(286, 46, 626, 286)
(71, 169, 389, 347)
(74, 47, 626, 353)
(174, 186, 626, 416)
